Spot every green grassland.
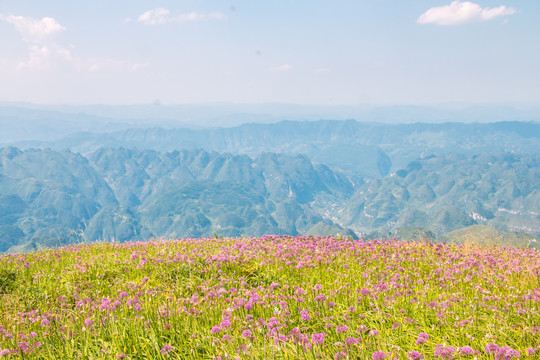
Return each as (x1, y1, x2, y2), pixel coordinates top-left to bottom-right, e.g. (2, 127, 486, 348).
(0, 236, 539, 359)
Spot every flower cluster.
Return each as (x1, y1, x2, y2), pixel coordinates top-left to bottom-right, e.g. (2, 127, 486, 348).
(0, 235, 538, 358)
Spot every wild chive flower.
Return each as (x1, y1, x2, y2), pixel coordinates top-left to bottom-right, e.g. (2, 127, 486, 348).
(211, 325, 222, 334)
(160, 345, 173, 355)
(335, 351, 347, 359)
(357, 325, 368, 333)
(527, 347, 536, 355)
(311, 332, 325, 345)
(485, 343, 500, 354)
(434, 345, 456, 359)
(459, 346, 475, 355)
(336, 325, 349, 333)
(373, 350, 386, 359)
(242, 330, 252, 338)
(408, 351, 424, 359)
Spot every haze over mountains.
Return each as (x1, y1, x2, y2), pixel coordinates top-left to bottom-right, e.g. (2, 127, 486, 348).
(1, 103, 539, 252)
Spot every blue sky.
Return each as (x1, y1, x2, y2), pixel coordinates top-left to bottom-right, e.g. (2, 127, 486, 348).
(0, 0, 539, 105)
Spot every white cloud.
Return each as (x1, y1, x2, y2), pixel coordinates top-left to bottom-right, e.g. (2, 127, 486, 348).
(269, 64, 293, 73)
(134, 8, 225, 25)
(16, 44, 75, 70)
(88, 59, 149, 72)
(2, 13, 147, 72)
(0, 14, 65, 42)
(417, 1, 516, 26)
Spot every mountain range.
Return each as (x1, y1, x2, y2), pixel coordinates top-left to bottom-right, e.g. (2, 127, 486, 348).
(1, 111, 539, 252)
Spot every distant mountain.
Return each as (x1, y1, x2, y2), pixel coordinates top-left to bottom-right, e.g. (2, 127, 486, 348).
(0, 147, 357, 251)
(8, 120, 539, 178)
(341, 153, 540, 236)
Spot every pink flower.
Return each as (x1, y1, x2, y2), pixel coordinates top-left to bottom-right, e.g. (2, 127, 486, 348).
(242, 330, 252, 338)
(408, 351, 424, 360)
(84, 318, 94, 329)
(373, 350, 386, 360)
(311, 332, 325, 345)
(485, 343, 499, 354)
(336, 325, 349, 333)
(160, 345, 173, 355)
(459, 346, 475, 355)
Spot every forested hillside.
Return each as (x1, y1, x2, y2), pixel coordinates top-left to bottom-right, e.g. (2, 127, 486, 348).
(0, 147, 356, 252)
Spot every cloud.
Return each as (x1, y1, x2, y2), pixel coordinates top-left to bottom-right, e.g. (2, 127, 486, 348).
(315, 68, 329, 73)
(0, 14, 65, 42)
(417, 1, 516, 25)
(2, 13, 146, 72)
(16, 44, 74, 70)
(269, 64, 293, 73)
(133, 8, 225, 25)
(88, 59, 148, 72)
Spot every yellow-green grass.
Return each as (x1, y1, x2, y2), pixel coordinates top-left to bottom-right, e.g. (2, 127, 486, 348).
(0, 235, 539, 359)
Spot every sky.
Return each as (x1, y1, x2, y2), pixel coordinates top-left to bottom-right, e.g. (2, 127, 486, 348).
(0, 0, 539, 105)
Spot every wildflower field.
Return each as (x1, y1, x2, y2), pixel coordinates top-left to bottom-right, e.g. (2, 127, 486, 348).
(0, 235, 539, 359)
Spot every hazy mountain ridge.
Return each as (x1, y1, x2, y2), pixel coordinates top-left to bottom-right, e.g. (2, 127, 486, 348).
(0, 147, 357, 251)
(1, 116, 539, 251)
(7, 120, 539, 178)
(341, 153, 540, 237)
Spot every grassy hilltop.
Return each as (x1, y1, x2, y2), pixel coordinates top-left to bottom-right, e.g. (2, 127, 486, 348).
(0, 236, 539, 359)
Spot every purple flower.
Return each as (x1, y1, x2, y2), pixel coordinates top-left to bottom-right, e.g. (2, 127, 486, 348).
(527, 347, 536, 355)
(434, 345, 456, 359)
(117, 354, 126, 359)
(485, 343, 500, 354)
(211, 325, 222, 334)
(300, 310, 311, 321)
(160, 345, 173, 355)
(315, 293, 326, 302)
(242, 330, 252, 338)
(84, 318, 94, 329)
(311, 332, 325, 345)
(361, 288, 370, 296)
(346, 337, 359, 345)
(357, 325, 368, 333)
(373, 350, 386, 360)
(335, 351, 348, 359)
(459, 346, 475, 355)
(336, 325, 349, 333)
(369, 329, 379, 337)
(408, 351, 424, 360)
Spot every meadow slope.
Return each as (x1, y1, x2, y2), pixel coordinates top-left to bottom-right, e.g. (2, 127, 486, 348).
(0, 236, 539, 359)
